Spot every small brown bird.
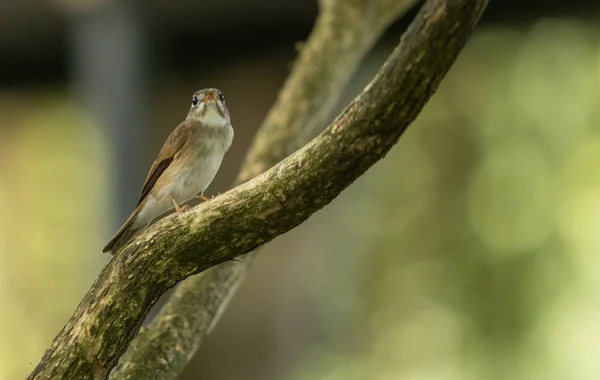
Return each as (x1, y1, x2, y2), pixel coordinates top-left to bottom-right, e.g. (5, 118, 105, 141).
(103, 88, 234, 254)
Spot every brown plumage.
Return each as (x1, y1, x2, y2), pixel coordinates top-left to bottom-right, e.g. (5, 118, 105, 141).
(102, 122, 191, 253)
(102, 88, 234, 254)
(101, 199, 147, 254)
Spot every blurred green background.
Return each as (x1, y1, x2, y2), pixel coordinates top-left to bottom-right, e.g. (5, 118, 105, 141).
(1, 1, 599, 379)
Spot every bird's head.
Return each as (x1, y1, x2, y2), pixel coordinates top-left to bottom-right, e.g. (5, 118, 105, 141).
(187, 88, 230, 127)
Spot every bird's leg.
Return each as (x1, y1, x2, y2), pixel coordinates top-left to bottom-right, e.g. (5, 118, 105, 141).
(196, 193, 211, 202)
(196, 192, 223, 201)
(171, 197, 190, 212)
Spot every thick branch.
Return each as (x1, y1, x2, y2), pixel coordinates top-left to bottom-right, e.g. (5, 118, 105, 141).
(241, 0, 419, 183)
(28, 0, 487, 379)
(111, 1, 418, 379)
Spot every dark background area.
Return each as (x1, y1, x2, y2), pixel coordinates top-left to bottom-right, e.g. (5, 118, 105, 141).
(0, 1, 597, 87)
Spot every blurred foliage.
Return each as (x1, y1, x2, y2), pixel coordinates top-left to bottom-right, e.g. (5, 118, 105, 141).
(1, 16, 600, 380)
(284, 18, 600, 380)
(0, 92, 110, 379)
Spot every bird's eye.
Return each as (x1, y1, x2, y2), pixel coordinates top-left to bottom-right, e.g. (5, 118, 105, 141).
(191, 95, 199, 107)
(218, 92, 225, 103)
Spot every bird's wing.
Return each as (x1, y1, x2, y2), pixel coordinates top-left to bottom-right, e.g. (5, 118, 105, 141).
(137, 120, 192, 206)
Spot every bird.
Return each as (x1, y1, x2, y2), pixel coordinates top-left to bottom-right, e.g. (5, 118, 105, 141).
(102, 88, 234, 254)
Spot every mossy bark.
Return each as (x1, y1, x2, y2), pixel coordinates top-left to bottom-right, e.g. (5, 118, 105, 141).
(28, 0, 488, 379)
(112, 0, 419, 379)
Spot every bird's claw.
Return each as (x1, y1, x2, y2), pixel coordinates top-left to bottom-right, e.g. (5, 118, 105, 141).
(197, 193, 222, 202)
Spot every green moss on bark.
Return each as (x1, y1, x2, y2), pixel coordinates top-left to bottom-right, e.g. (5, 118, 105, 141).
(28, 0, 488, 379)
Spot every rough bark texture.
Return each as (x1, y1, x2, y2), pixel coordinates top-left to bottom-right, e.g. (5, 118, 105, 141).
(241, 0, 420, 183)
(111, 0, 419, 379)
(28, 0, 488, 379)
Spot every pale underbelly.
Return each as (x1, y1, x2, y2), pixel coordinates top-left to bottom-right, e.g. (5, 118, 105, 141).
(133, 154, 224, 227)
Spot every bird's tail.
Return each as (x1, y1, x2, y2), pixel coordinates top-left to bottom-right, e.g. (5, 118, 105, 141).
(102, 200, 146, 255)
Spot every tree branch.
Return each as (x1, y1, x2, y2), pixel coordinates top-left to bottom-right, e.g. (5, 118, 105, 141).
(28, 0, 488, 379)
(111, 1, 419, 379)
(240, 0, 420, 184)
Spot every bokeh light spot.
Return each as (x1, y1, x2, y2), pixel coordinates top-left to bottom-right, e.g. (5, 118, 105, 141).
(468, 142, 555, 255)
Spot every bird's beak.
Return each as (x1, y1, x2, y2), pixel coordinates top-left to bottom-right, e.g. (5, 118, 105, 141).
(204, 90, 217, 102)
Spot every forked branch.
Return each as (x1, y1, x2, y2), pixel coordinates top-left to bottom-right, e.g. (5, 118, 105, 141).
(112, 0, 419, 378)
(28, 0, 487, 379)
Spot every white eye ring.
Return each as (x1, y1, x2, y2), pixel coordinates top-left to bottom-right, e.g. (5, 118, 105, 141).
(191, 95, 199, 108)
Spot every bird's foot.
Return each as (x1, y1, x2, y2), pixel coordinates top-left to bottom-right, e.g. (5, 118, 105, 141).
(196, 192, 222, 202)
(171, 198, 190, 213)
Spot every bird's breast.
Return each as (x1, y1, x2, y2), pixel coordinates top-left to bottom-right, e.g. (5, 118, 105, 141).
(137, 123, 232, 225)
(168, 152, 222, 202)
